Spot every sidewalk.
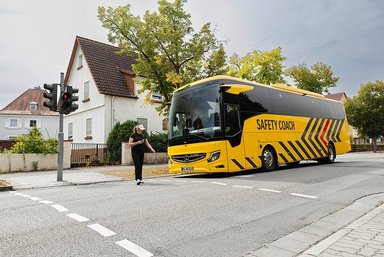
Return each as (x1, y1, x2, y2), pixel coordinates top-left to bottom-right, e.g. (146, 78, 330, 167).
(246, 193, 384, 257)
(0, 164, 168, 190)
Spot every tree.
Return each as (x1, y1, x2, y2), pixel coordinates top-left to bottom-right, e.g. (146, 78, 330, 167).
(286, 62, 339, 94)
(345, 80, 384, 152)
(227, 47, 286, 84)
(98, 0, 226, 115)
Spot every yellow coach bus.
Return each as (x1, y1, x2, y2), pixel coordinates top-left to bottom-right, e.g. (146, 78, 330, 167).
(167, 75, 351, 174)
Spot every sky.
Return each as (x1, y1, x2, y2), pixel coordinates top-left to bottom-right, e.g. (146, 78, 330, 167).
(1, 0, 383, 109)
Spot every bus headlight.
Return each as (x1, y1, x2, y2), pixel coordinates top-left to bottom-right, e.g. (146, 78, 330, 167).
(208, 151, 221, 163)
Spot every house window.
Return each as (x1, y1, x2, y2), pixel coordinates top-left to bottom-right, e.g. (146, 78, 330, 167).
(10, 119, 18, 128)
(77, 54, 83, 69)
(83, 81, 90, 102)
(137, 118, 148, 131)
(30, 120, 37, 127)
(85, 118, 92, 139)
(68, 123, 73, 140)
(29, 102, 38, 112)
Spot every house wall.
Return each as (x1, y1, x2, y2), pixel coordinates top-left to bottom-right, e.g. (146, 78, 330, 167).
(0, 114, 58, 140)
(64, 43, 167, 144)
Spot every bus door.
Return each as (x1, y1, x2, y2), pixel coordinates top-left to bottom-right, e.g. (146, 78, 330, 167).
(224, 103, 246, 172)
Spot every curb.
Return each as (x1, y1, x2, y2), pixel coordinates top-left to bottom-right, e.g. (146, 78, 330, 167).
(245, 193, 384, 257)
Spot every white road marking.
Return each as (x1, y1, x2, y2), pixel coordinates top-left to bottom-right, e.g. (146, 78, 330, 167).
(21, 194, 31, 197)
(259, 188, 282, 193)
(174, 180, 188, 183)
(39, 200, 53, 205)
(30, 197, 41, 201)
(233, 185, 253, 189)
(238, 175, 254, 178)
(210, 182, 227, 186)
(66, 213, 90, 222)
(14, 192, 23, 195)
(116, 239, 153, 257)
(51, 204, 69, 212)
(87, 223, 116, 237)
(157, 179, 171, 182)
(191, 180, 207, 183)
(290, 193, 318, 199)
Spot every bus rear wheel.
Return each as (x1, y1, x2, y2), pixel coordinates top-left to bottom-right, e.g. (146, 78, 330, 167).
(262, 146, 277, 172)
(318, 143, 336, 164)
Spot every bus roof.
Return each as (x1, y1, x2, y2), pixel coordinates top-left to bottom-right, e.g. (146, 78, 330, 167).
(175, 75, 331, 101)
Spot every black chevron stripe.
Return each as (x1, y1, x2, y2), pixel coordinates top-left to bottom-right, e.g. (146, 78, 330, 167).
(301, 118, 317, 158)
(336, 119, 345, 142)
(288, 141, 305, 160)
(279, 153, 289, 163)
(314, 118, 327, 155)
(231, 159, 245, 170)
(331, 120, 341, 142)
(295, 140, 312, 159)
(308, 118, 321, 156)
(326, 119, 336, 141)
(279, 142, 298, 162)
(245, 157, 257, 168)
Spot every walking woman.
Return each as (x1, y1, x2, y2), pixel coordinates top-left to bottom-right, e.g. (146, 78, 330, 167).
(128, 124, 155, 185)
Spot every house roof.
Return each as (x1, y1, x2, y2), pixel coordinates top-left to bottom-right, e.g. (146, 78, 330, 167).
(325, 92, 348, 102)
(64, 36, 137, 98)
(0, 88, 58, 115)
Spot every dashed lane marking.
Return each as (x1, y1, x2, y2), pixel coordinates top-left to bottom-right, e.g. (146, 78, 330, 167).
(67, 213, 90, 223)
(21, 194, 31, 198)
(116, 239, 154, 257)
(191, 181, 207, 183)
(210, 182, 227, 186)
(233, 185, 253, 189)
(51, 204, 69, 212)
(29, 197, 41, 201)
(88, 223, 116, 237)
(290, 193, 318, 199)
(259, 188, 282, 194)
(39, 200, 53, 205)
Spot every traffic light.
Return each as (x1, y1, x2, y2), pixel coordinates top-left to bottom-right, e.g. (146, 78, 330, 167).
(60, 85, 79, 115)
(43, 83, 58, 111)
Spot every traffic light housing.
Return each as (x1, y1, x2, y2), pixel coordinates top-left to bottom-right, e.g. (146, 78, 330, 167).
(60, 85, 79, 115)
(43, 83, 58, 111)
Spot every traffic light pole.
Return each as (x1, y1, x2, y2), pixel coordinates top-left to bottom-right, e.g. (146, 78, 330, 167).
(57, 72, 64, 181)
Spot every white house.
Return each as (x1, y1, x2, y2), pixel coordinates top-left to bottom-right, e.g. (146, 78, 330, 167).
(0, 87, 59, 140)
(63, 36, 166, 143)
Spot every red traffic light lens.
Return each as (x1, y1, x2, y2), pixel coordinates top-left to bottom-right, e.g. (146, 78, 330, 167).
(62, 92, 70, 100)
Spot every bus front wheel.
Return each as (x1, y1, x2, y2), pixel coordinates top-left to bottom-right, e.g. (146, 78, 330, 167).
(262, 146, 277, 172)
(318, 143, 336, 164)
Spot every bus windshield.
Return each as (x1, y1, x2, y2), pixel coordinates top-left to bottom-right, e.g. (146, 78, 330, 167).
(168, 83, 222, 144)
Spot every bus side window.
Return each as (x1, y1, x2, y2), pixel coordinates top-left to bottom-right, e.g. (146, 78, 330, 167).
(225, 104, 240, 136)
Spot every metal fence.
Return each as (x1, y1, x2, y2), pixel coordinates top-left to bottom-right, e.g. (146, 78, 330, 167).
(0, 140, 15, 152)
(70, 143, 121, 167)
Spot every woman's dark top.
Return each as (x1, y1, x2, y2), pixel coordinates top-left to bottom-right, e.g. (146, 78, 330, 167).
(130, 133, 146, 154)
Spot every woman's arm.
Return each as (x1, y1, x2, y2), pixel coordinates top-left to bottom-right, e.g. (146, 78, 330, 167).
(145, 140, 156, 153)
(128, 137, 144, 148)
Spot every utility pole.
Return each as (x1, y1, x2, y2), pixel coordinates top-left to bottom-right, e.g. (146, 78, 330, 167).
(57, 72, 64, 181)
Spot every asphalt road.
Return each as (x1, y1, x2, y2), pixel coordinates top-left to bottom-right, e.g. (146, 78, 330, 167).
(1, 152, 384, 257)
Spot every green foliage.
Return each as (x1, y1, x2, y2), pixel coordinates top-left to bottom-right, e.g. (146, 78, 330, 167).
(345, 80, 384, 149)
(107, 120, 139, 163)
(227, 47, 286, 84)
(5, 128, 58, 154)
(98, 0, 226, 115)
(285, 62, 339, 94)
(148, 132, 168, 152)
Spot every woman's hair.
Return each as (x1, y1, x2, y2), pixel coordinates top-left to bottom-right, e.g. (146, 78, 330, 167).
(132, 125, 138, 133)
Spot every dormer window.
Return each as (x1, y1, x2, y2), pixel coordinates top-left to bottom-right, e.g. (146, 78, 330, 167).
(29, 102, 38, 112)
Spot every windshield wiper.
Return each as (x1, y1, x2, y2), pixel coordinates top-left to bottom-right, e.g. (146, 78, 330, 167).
(188, 133, 210, 141)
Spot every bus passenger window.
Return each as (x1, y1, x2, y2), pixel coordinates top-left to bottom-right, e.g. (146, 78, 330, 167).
(225, 104, 240, 136)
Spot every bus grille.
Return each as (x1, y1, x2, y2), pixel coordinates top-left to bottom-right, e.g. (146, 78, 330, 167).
(171, 153, 206, 163)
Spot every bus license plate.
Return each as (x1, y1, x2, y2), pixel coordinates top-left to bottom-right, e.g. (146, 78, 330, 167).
(181, 167, 194, 172)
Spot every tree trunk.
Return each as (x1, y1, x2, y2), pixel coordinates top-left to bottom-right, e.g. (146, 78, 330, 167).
(372, 136, 377, 153)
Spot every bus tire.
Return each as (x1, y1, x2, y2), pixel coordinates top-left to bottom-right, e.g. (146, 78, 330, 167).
(318, 143, 336, 164)
(261, 146, 277, 172)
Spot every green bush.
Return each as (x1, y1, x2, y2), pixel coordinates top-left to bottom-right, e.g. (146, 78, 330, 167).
(148, 132, 168, 152)
(5, 128, 58, 154)
(107, 120, 139, 164)
(106, 120, 169, 163)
